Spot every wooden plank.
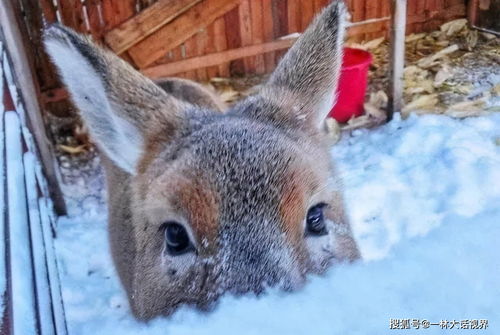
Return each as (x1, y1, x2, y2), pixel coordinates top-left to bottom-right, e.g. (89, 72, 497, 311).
(104, 0, 202, 54)
(406, 0, 418, 33)
(239, 0, 255, 73)
(250, 0, 266, 74)
(18, 0, 60, 92)
(39, 199, 68, 335)
(86, 0, 105, 41)
(364, 0, 380, 39)
(128, 0, 242, 68)
(351, 0, 366, 41)
(389, 0, 407, 118)
(101, 0, 136, 29)
(424, 0, 440, 31)
(213, 17, 230, 77)
(205, 23, 220, 78)
(300, 0, 315, 31)
(5, 111, 38, 335)
(407, 3, 465, 26)
(272, 0, 288, 65)
(273, 0, 288, 37)
(352, 0, 367, 22)
(184, 37, 198, 80)
(40, 0, 58, 23)
(24, 152, 55, 335)
(170, 47, 188, 79)
(381, 0, 391, 17)
(415, 0, 427, 32)
(144, 14, 402, 79)
(314, 0, 330, 12)
(348, 17, 391, 36)
(262, 0, 276, 72)
(142, 37, 297, 78)
(287, 0, 300, 33)
(195, 30, 209, 81)
(0, 0, 66, 215)
(58, 0, 86, 31)
(224, 7, 245, 75)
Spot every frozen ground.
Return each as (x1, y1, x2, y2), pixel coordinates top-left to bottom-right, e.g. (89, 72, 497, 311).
(55, 112, 500, 335)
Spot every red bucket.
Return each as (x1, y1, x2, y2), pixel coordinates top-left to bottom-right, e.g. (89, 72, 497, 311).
(328, 48, 373, 123)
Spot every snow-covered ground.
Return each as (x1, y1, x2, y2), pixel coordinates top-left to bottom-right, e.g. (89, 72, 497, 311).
(55, 113, 500, 335)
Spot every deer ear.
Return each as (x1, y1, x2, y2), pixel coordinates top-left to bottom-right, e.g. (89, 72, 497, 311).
(234, 1, 347, 132)
(44, 24, 188, 174)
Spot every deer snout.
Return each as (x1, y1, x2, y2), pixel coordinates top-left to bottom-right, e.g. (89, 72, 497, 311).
(218, 231, 306, 295)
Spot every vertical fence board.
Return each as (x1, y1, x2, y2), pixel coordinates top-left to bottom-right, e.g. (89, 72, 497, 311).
(205, 24, 219, 78)
(213, 18, 230, 77)
(287, 0, 300, 33)
(365, 0, 380, 39)
(239, 0, 254, 73)
(102, 0, 136, 30)
(272, 0, 288, 64)
(262, 0, 276, 72)
(86, 0, 105, 40)
(40, 0, 58, 23)
(24, 152, 56, 335)
(195, 29, 209, 81)
(184, 37, 198, 80)
(39, 199, 68, 335)
(224, 7, 245, 75)
(250, 0, 265, 74)
(300, 0, 315, 31)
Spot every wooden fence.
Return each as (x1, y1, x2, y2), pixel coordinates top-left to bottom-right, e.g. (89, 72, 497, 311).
(12, 0, 466, 118)
(1, 40, 67, 335)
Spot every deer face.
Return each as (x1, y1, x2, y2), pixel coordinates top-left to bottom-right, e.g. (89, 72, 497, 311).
(45, 1, 359, 320)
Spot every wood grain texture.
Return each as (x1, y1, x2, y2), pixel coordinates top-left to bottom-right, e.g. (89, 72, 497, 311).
(184, 36, 198, 80)
(142, 37, 297, 78)
(224, 7, 245, 75)
(86, 0, 104, 40)
(104, 0, 202, 54)
(272, 0, 288, 66)
(239, 0, 254, 73)
(195, 29, 209, 81)
(128, 0, 242, 68)
(40, 0, 57, 23)
(205, 23, 220, 78)
(300, 0, 314, 31)
(213, 17, 230, 77)
(287, 0, 300, 33)
(262, 0, 276, 72)
(101, 0, 136, 30)
(250, 0, 266, 74)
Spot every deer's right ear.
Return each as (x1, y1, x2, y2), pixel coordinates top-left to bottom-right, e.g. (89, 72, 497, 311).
(233, 1, 347, 134)
(44, 24, 187, 174)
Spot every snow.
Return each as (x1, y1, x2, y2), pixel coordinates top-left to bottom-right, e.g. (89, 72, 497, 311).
(5, 111, 38, 335)
(55, 113, 500, 335)
(25, 152, 56, 335)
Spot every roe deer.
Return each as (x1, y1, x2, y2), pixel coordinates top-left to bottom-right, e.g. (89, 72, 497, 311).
(45, 0, 360, 320)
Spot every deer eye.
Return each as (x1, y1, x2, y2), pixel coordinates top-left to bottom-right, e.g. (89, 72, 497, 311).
(164, 222, 193, 255)
(306, 203, 328, 236)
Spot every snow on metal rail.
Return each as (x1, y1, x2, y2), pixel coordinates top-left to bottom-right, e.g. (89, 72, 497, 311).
(1, 40, 67, 335)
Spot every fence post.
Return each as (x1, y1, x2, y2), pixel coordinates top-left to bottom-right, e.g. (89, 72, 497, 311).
(0, 0, 66, 215)
(388, 0, 407, 119)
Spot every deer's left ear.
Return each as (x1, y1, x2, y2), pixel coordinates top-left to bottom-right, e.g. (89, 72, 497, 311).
(44, 24, 189, 174)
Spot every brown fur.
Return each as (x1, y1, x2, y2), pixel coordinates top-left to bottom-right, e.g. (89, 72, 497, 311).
(45, 1, 360, 321)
